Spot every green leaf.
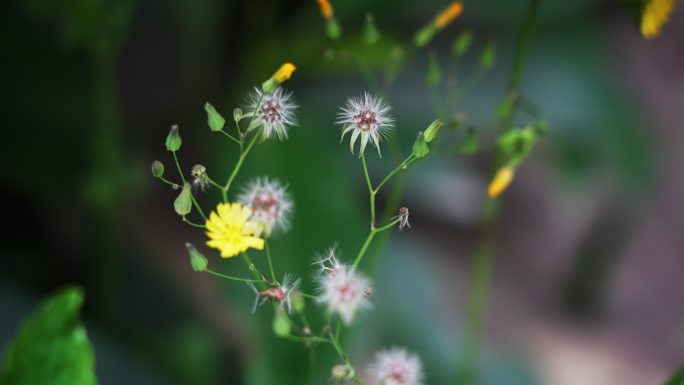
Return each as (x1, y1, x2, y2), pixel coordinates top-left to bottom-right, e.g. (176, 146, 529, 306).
(0, 286, 98, 385)
(665, 364, 684, 385)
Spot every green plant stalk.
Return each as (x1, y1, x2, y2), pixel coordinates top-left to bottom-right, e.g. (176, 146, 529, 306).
(455, 1, 542, 384)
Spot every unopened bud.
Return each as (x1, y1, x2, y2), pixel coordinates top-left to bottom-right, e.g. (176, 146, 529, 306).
(174, 182, 193, 216)
(364, 13, 380, 45)
(151, 160, 164, 178)
(165, 125, 182, 152)
(479, 40, 496, 70)
(487, 166, 515, 198)
(423, 119, 443, 142)
(453, 30, 473, 56)
(204, 102, 225, 132)
(331, 364, 354, 380)
(414, 24, 437, 47)
(290, 291, 305, 313)
(412, 132, 430, 158)
(326, 18, 342, 40)
(459, 126, 479, 155)
(272, 309, 292, 337)
(233, 107, 243, 123)
(262, 62, 296, 93)
(426, 52, 442, 87)
(186, 243, 208, 272)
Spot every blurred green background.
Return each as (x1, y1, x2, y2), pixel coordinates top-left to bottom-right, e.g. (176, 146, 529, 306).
(1, 0, 683, 384)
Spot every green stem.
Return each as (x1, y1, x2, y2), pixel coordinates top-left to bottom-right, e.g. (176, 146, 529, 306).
(158, 176, 180, 187)
(265, 240, 278, 285)
(205, 268, 263, 283)
(361, 154, 376, 227)
(456, 1, 541, 384)
(240, 252, 270, 288)
(223, 133, 259, 196)
(352, 230, 376, 268)
(219, 129, 241, 144)
(375, 155, 416, 193)
(172, 151, 207, 220)
(182, 217, 205, 228)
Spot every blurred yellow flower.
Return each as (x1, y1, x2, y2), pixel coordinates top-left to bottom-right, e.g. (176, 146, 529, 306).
(274, 62, 297, 83)
(641, 0, 677, 38)
(434, 2, 464, 29)
(317, 0, 334, 19)
(487, 166, 515, 198)
(205, 203, 264, 258)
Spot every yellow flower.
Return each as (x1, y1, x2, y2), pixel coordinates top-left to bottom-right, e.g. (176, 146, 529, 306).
(205, 202, 264, 258)
(273, 62, 297, 83)
(641, 0, 677, 38)
(317, 0, 333, 19)
(487, 166, 515, 198)
(434, 2, 464, 29)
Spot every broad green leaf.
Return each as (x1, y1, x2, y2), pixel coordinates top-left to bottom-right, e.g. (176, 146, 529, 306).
(0, 286, 98, 385)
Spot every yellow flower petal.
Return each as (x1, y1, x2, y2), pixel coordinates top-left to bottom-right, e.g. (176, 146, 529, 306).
(204, 202, 265, 258)
(641, 0, 677, 39)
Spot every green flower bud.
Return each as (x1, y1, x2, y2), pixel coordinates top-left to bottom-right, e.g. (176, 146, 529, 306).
(290, 291, 305, 313)
(459, 126, 479, 155)
(332, 364, 354, 380)
(453, 30, 473, 56)
(186, 243, 208, 272)
(174, 182, 193, 216)
(151, 160, 164, 178)
(165, 125, 182, 152)
(233, 107, 243, 123)
(204, 102, 225, 132)
(412, 132, 430, 158)
(424, 119, 444, 143)
(326, 18, 342, 40)
(425, 52, 442, 87)
(414, 24, 437, 47)
(272, 309, 292, 337)
(364, 13, 380, 45)
(479, 40, 496, 70)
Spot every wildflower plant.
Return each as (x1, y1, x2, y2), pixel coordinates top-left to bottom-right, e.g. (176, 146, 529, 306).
(152, 1, 554, 384)
(152, 57, 441, 384)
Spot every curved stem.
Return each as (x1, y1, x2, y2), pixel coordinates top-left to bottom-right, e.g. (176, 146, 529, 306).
(182, 217, 205, 228)
(205, 268, 263, 283)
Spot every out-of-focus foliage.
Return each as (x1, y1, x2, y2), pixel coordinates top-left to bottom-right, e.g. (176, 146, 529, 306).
(0, 285, 97, 385)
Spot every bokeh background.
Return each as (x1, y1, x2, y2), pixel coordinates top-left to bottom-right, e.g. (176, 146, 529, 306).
(2, 0, 683, 384)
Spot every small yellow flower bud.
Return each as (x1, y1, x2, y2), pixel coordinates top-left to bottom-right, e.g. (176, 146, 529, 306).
(273, 62, 296, 83)
(487, 166, 515, 198)
(317, 0, 333, 19)
(434, 2, 463, 29)
(640, 0, 677, 38)
(262, 62, 296, 93)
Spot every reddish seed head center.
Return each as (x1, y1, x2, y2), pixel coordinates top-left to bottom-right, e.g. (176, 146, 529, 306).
(388, 364, 409, 384)
(259, 100, 281, 123)
(337, 281, 357, 303)
(354, 110, 377, 131)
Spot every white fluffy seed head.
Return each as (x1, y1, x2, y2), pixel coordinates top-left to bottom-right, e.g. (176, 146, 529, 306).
(237, 177, 293, 237)
(245, 87, 298, 140)
(281, 273, 301, 314)
(337, 91, 393, 157)
(315, 248, 372, 325)
(366, 348, 424, 385)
